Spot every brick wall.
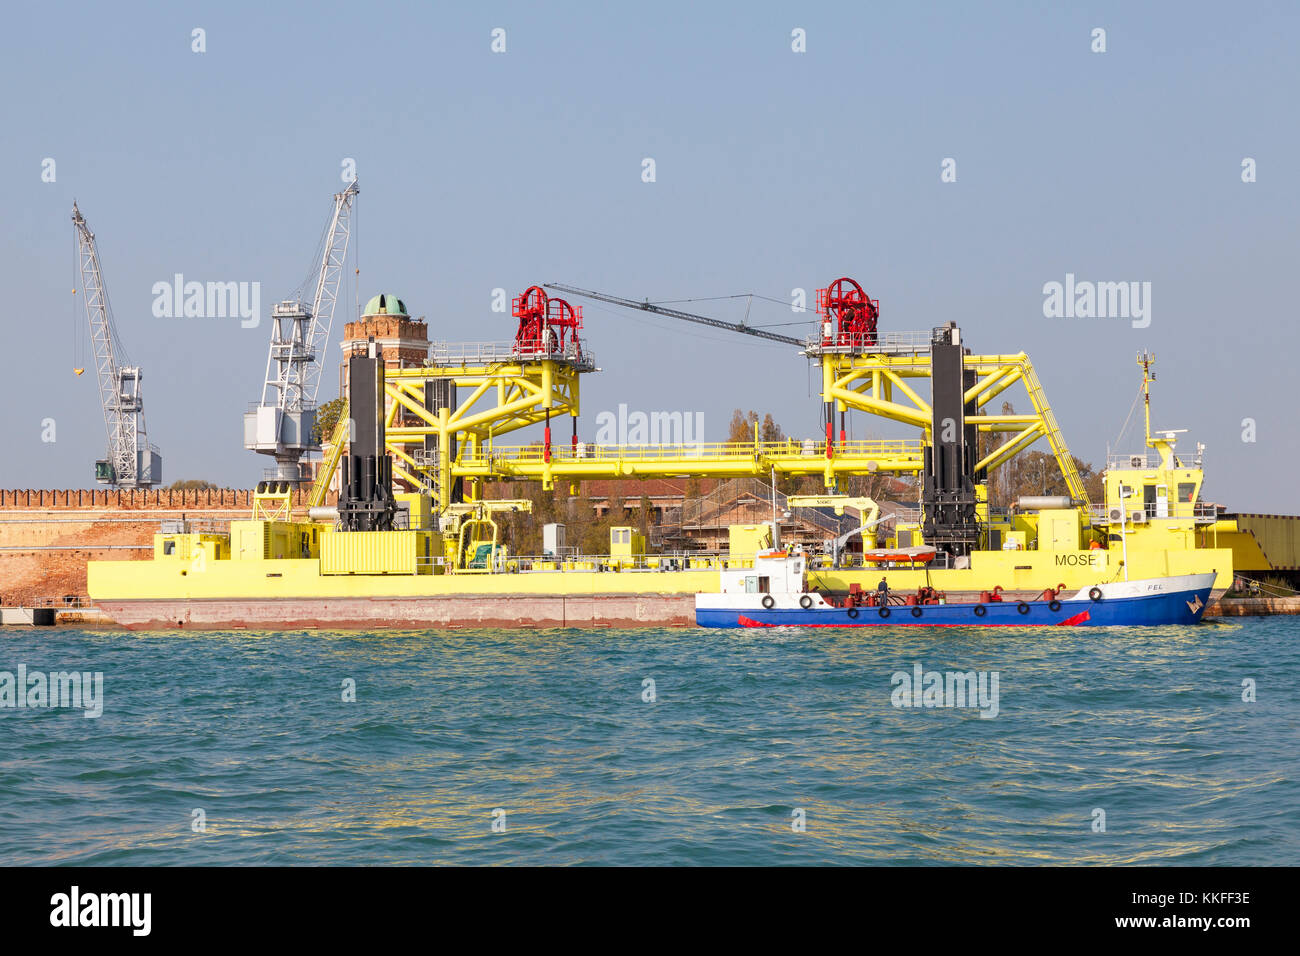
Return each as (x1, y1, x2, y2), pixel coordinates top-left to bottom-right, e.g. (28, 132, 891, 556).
(0, 487, 322, 605)
(0, 487, 320, 510)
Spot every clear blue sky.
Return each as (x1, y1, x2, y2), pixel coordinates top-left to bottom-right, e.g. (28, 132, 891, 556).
(3, 1, 1296, 509)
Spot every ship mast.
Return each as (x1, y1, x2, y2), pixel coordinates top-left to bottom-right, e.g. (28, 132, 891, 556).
(1139, 351, 1155, 449)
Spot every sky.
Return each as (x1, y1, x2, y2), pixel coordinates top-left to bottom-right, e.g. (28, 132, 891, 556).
(2, 1, 1297, 510)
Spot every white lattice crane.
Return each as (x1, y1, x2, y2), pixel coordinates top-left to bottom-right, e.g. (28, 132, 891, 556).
(72, 202, 162, 488)
(244, 180, 358, 483)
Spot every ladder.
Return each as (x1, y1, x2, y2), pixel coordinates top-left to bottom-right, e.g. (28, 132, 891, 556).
(307, 400, 349, 508)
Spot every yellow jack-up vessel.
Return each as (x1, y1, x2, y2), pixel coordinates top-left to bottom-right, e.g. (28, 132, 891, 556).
(88, 281, 1233, 629)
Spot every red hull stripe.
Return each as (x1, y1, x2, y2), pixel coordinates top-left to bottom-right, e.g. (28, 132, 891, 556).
(737, 609, 1095, 628)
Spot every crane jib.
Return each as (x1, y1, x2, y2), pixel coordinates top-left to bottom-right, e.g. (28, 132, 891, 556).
(545, 283, 805, 347)
(72, 202, 160, 489)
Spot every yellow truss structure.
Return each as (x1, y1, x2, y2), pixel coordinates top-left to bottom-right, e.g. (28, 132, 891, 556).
(383, 355, 585, 508)
(814, 347, 1088, 506)
(309, 335, 1088, 519)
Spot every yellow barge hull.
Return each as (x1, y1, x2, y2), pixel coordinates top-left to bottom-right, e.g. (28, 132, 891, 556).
(87, 547, 1232, 630)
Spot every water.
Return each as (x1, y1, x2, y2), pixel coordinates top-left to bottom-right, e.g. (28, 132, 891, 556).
(1, 619, 1296, 865)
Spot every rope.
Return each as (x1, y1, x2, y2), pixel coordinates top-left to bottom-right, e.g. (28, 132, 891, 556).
(1242, 577, 1300, 597)
(581, 301, 790, 349)
(645, 292, 818, 329)
(1111, 381, 1144, 452)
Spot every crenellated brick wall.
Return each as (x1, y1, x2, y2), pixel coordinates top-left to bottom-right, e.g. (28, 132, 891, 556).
(0, 488, 318, 510)
(0, 488, 330, 605)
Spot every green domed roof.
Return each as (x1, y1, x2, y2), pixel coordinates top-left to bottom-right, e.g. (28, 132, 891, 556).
(363, 293, 408, 317)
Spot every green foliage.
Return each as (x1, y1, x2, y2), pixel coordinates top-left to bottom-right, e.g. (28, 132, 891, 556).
(167, 479, 219, 490)
(313, 397, 347, 445)
(984, 403, 1103, 506)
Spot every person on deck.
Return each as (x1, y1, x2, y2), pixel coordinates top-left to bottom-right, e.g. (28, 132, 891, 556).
(877, 577, 890, 606)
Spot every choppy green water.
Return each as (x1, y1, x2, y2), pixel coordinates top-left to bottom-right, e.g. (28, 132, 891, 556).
(1, 619, 1296, 865)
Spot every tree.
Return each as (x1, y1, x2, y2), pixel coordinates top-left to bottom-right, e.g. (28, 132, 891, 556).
(996, 450, 1103, 505)
(980, 402, 1103, 507)
(843, 471, 905, 502)
(727, 409, 759, 443)
(312, 397, 347, 445)
(637, 493, 653, 541)
(168, 479, 218, 490)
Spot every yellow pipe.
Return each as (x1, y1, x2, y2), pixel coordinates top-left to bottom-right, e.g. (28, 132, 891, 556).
(879, 368, 931, 415)
(974, 423, 1045, 473)
(829, 386, 931, 428)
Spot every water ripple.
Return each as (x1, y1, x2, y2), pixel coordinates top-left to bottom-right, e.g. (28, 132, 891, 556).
(0, 620, 1296, 864)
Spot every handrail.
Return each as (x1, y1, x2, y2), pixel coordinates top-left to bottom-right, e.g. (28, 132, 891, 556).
(461, 438, 924, 465)
(1087, 501, 1219, 524)
(427, 340, 594, 368)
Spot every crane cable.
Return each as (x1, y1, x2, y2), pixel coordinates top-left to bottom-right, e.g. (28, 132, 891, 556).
(72, 229, 83, 374)
(1110, 381, 1145, 455)
(645, 292, 815, 329)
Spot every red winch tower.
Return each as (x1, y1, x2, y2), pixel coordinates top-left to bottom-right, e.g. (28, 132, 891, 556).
(816, 277, 880, 452)
(511, 285, 585, 460)
(817, 277, 879, 349)
(512, 285, 583, 358)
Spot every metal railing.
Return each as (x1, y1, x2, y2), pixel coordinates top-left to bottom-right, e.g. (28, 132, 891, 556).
(427, 341, 594, 369)
(1087, 501, 1219, 524)
(245, 401, 318, 413)
(803, 330, 934, 355)
(461, 438, 923, 466)
(1106, 448, 1205, 471)
(26, 595, 95, 608)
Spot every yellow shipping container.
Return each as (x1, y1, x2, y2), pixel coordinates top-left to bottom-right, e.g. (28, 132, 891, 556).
(319, 530, 437, 575)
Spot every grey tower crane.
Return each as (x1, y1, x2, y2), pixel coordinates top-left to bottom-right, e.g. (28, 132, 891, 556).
(72, 202, 162, 488)
(244, 181, 358, 483)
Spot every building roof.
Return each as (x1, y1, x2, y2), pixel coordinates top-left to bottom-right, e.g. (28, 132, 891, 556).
(363, 293, 408, 317)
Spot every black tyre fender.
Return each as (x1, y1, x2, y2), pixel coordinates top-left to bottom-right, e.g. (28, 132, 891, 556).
(1088, 587, 1103, 602)
(973, 604, 987, 617)
(799, 594, 813, 609)
(1017, 601, 1030, 615)
(762, 594, 776, 609)
(1049, 599, 1061, 612)
(847, 607, 859, 619)
(911, 606, 923, 618)
(878, 606, 891, 619)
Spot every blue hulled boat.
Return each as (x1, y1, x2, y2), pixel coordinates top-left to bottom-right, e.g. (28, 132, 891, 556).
(695, 550, 1215, 628)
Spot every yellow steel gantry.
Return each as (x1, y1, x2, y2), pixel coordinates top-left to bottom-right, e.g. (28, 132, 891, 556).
(382, 343, 588, 507)
(379, 343, 925, 515)
(309, 326, 1088, 520)
(810, 337, 1089, 506)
